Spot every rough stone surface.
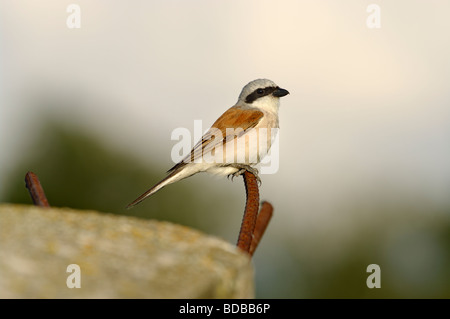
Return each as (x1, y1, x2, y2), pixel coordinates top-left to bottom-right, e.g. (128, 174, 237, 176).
(0, 204, 254, 298)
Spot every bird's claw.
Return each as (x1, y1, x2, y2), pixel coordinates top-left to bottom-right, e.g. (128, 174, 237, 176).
(228, 166, 261, 185)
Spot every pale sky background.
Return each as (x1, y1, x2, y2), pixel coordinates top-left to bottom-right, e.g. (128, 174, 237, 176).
(1, 0, 450, 296)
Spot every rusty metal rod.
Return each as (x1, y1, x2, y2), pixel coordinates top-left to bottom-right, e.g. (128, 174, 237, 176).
(236, 171, 260, 253)
(25, 171, 50, 207)
(249, 201, 273, 256)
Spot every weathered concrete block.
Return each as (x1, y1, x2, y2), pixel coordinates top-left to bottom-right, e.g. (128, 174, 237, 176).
(0, 204, 254, 298)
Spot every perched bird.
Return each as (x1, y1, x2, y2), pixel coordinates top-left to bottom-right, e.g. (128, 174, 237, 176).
(127, 79, 289, 208)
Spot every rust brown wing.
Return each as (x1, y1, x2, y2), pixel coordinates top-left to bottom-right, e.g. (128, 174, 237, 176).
(168, 106, 264, 172)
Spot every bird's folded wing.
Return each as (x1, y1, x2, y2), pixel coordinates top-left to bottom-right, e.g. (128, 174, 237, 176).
(168, 107, 264, 172)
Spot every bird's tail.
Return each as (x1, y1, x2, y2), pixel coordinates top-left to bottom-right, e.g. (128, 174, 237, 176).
(126, 164, 192, 209)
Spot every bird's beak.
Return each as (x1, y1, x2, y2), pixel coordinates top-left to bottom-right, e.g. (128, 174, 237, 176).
(273, 87, 290, 97)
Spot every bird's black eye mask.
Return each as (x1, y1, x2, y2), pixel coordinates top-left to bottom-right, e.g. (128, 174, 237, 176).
(245, 86, 278, 104)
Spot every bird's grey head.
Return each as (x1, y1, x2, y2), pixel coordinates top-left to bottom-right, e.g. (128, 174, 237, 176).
(238, 79, 289, 111)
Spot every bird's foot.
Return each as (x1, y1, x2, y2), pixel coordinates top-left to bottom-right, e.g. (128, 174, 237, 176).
(228, 166, 261, 185)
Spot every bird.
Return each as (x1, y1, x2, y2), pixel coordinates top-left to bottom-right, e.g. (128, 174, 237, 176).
(127, 78, 289, 208)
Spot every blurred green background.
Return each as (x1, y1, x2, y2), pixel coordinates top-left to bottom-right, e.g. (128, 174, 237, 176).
(3, 118, 450, 298)
(1, 1, 450, 298)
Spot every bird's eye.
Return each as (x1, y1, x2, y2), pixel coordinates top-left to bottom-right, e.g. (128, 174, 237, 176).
(257, 89, 264, 95)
